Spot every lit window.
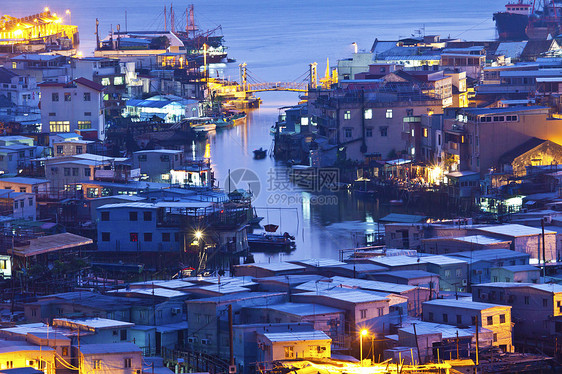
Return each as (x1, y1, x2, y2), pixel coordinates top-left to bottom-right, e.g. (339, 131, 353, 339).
(423, 128, 428, 137)
(101, 78, 111, 86)
(344, 110, 351, 120)
(78, 121, 92, 129)
(386, 109, 393, 118)
(114, 76, 124, 85)
(364, 109, 372, 120)
(130, 233, 138, 242)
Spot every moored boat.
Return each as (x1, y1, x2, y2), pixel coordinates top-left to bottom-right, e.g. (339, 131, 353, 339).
(253, 148, 267, 159)
(247, 232, 296, 252)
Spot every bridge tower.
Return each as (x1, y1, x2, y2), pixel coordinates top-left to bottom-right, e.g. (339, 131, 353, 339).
(309, 62, 318, 89)
(239, 62, 247, 92)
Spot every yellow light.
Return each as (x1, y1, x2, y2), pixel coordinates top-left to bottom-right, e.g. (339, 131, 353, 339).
(53, 13, 57, 17)
(66, 9, 71, 14)
(76, 51, 83, 57)
(14, 29, 23, 38)
(195, 231, 203, 240)
(44, 7, 49, 12)
(360, 329, 368, 336)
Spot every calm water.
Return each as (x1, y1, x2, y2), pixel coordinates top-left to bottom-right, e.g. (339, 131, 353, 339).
(6, 1, 505, 261)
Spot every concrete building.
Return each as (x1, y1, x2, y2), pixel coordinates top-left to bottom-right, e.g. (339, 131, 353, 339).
(475, 224, 557, 262)
(256, 330, 331, 364)
(39, 78, 106, 140)
(448, 249, 530, 285)
(421, 235, 512, 255)
(132, 150, 184, 183)
(422, 299, 513, 352)
(77, 343, 142, 374)
(242, 303, 345, 349)
(472, 282, 562, 340)
(185, 292, 287, 360)
(234, 262, 306, 278)
(442, 106, 562, 177)
(490, 265, 540, 283)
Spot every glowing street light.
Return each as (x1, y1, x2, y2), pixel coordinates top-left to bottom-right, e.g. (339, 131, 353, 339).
(44, 7, 49, 12)
(360, 329, 368, 366)
(194, 231, 203, 240)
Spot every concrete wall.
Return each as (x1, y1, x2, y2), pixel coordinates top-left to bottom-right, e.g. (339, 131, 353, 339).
(80, 351, 142, 374)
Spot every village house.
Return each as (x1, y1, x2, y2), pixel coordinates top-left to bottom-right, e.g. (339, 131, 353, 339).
(39, 78, 106, 140)
(422, 299, 513, 352)
(472, 282, 562, 341)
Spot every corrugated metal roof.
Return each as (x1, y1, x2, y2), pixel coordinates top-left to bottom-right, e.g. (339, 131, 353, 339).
(291, 258, 346, 267)
(298, 289, 388, 303)
(238, 262, 305, 272)
(423, 298, 509, 311)
(253, 302, 344, 316)
(449, 249, 529, 262)
(79, 342, 141, 355)
(497, 265, 540, 272)
(54, 317, 134, 329)
(368, 255, 426, 267)
(330, 276, 416, 293)
(263, 330, 331, 342)
(477, 224, 556, 237)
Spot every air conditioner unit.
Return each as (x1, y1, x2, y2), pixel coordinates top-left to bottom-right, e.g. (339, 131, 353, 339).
(201, 339, 209, 345)
(462, 279, 468, 286)
(171, 307, 181, 315)
(544, 216, 552, 224)
(187, 337, 196, 343)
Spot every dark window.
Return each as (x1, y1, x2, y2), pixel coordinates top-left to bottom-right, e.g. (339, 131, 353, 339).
(543, 298, 548, 307)
(129, 212, 138, 221)
(487, 316, 493, 325)
(162, 233, 171, 242)
(130, 233, 138, 242)
(471, 316, 476, 325)
(380, 127, 388, 137)
(56, 146, 63, 154)
(84, 92, 91, 101)
(144, 233, 152, 242)
(84, 111, 92, 116)
(120, 329, 127, 341)
(76, 146, 83, 154)
(174, 232, 180, 242)
(366, 128, 373, 137)
(101, 212, 110, 221)
(52, 93, 59, 102)
(525, 296, 530, 305)
(101, 232, 110, 241)
(428, 312, 434, 321)
(64, 92, 71, 102)
(500, 314, 506, 324)
(456, 315, 462, 324)
(144, 211, 152, 221)
(84, 168, 91, 177)
(124, 358, 131, 368)
(443, 313, 448, 322)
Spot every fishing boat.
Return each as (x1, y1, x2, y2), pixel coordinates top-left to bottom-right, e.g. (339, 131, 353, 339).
(253, 148, 267, 159)
(174, 5, 228, 63)
(247, 232, 296, 252)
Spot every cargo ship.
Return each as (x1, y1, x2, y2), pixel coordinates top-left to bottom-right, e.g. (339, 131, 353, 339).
(493, 1, 532, 40)
(494, 0, 562, 40)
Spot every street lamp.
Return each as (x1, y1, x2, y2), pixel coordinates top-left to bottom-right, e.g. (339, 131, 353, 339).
(360, 329, 368, 366)
(66, 9, 71, 25)
(195, 230, 203, 240)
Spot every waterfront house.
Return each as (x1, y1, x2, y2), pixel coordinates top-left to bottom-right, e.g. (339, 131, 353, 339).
(397, 321, 493, 363)
(233, 323, 315, 374)
(256, 330, 331, 364)
(77, 342, 142, 374)
(475, 224, 557, 261)
(185, 292, 287, 360)
(242, 303, 345, 348)
(418, 255, 469, 292)
(132, 149, 183, 183)
(369, 270, 440, 291)
(234, 262, 306, 278)
(490, 265, 540, 283)
(39, 78, 106, 140)
(472, 282, 562, 340)
(422, 299, 513, 352)
(421, 235, 512, 255)
(448, 249, 530, 285)
(291, 288, 393, 339)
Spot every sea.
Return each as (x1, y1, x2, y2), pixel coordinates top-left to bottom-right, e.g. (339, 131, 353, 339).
(5, 0, 506, 262)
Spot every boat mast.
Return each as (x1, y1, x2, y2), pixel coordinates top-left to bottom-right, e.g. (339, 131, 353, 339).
(164, 6, 167, 31)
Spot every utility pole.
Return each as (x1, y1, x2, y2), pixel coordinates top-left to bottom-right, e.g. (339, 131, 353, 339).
(228, 304, 234, 370)
(542, 218, 547, 278)
(475, 314, 479, 371)
(456, 330, 460, 359)
(412, 323, 422, 365)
